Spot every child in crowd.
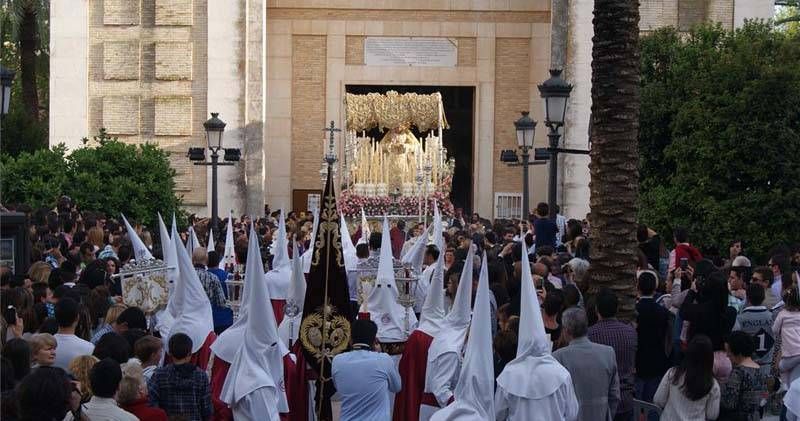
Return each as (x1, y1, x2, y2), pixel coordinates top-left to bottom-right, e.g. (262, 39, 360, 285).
(774, 286, 800, 389)
(147, 333, 212, 421)
(134, 335, 163, 381)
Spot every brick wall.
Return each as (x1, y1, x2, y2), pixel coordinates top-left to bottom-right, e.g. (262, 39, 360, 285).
(155, 0, 193, 26)
(457, 37, 477, 66)
(102, 96, 140, 134)
(493, 38, 530, 195)
(103, 41, 140, 80)
(707, 0, 734, 29)
(345, 35, 364, 65)
(678, 0, 707, 31)
(155, 42, 193, 80)
(640, 0, 679, 30)
(87, 0, 208, 205)
(103, 0, 140, 25)
(291, 35, 327, 191)
(154, 96, 192, 135)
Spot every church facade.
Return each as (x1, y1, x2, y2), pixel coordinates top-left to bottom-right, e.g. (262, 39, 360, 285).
(50, 0, 773, 219)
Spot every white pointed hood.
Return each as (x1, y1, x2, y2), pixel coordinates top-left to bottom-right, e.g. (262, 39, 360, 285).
(221, 226, 289, 411)
(340, 214, 358, 272)
(416, 254, 445, 336)
(121, 214, 153, 261)
(155, 213, 178, 336)
(265, 210, 291, 300)
(278, 240, 306, 347)
(427, 244, 475, 362)
(211, 233, 254, 363)
(168, 223, 214, 353)
(432, 201, 444, 251)
(271, 211, 290, 269)
(207, 229, 215, 253)
(302, 210, 319, 274)
(417, 202, 446, 336)
(431, 252, 495, 421)
(366, 216, 417, 342)
(496, 237, 569, 399)
(220, 211, 235, 270)
(357, 208, 371, 245)
(401, 223, 433, 274)
(186, 226, 201, 253)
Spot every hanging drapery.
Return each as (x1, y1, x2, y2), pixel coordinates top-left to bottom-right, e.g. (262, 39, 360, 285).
(344, 91, 449, 133)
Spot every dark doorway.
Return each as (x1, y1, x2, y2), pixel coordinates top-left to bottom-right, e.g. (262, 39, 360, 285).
(345, 85, 475, 212)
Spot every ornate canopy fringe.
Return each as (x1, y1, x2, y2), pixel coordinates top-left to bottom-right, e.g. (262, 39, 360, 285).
(344, 91, 449, 132)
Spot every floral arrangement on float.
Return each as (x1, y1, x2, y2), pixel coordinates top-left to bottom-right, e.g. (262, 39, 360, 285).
(339, 190, 454, 218)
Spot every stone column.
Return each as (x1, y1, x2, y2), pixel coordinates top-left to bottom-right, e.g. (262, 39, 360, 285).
(244, 0, 266, 216)
(207, 0, 246, 217)
(562, 0, 594, 219)
(49, 0, 89, 150)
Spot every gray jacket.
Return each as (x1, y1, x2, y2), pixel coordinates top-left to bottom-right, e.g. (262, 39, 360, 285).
(553, 336, 621, 421)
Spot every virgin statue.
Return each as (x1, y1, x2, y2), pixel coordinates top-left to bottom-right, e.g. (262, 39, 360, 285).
(380, 126, 421, 191)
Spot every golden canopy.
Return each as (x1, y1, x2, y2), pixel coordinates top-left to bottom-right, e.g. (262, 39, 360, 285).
(344, 91, 449, 133)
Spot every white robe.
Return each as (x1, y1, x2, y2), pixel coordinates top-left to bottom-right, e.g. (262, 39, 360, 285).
(231, 386, 280, 421)
(494, 381, 579, 421)
(420, 352, 461, 421)
(414, 264, 435, 314)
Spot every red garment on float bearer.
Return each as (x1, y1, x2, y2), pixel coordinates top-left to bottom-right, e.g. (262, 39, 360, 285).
(389, 227, 405, 259)
(393, 330, 434, 421)
(288, 342, 313, 421)
(210, 358, 233, 421)
(272, 299, 286, 325)
(191, 332, 216, 371)
(281, 353, 296, 421)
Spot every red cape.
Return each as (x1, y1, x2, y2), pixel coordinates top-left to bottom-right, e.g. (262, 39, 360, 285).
(288, 342, 313, 421)
(393, 330, 434, 421)
(390, 227, 405, 259)
(272, 299, 286, 325)
(210, 358, 233, 421)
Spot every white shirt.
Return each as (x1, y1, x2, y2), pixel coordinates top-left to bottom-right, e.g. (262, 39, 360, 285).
(495, 381, 579, 421)
(424, 352, 461, 407)
(64, 396, 137, 421)
(332, 349, 402, 421)
(53, 333, 95, 373)
(142, 364, 157, 382)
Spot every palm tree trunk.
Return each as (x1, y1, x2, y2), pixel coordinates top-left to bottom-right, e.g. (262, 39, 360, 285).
(588, 0, 641, 320)
(19, 2, 39, 120)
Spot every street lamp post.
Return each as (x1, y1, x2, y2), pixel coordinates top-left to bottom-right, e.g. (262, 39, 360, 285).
(537, 69, 588, 219)
(1, 65, 16, 147)
(500, 112, 547, 220)
(188, 113, 240, 242)
(1, 66, 14, 117)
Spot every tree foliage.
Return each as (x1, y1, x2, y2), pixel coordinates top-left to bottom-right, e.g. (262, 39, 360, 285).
(1, 130, 184, 226)
(0, 0, 50, 155)
(638, 23, 800, 260)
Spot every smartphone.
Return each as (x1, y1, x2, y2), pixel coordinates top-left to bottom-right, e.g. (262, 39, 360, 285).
(680, 257, 688, 270)
(3, 305, 17, 325)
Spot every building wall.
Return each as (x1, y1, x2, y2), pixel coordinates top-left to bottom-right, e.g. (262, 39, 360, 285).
(264, 0, 552, 217)
(50, 0, 775, 218)
(82, 0, 209, 206)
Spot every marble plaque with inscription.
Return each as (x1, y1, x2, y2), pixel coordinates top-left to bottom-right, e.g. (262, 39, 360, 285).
(364, 37, 457, 67)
